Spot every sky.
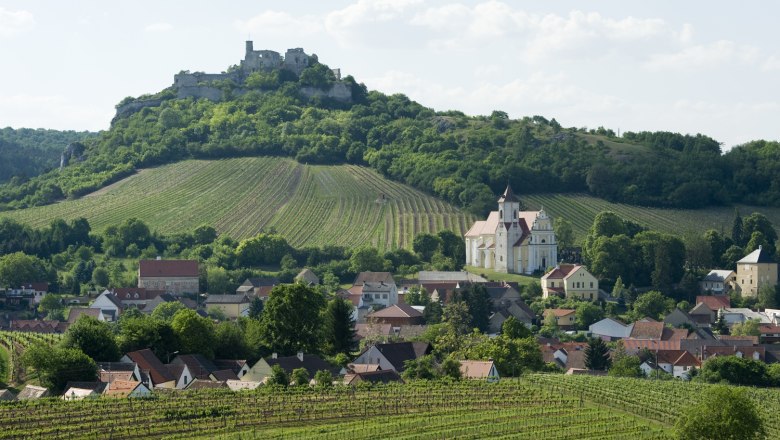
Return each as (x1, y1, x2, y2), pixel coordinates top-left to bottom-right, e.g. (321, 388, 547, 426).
(0, 0, 778, 149)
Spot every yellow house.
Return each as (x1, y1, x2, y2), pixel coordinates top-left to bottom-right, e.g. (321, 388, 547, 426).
(544, 309, 577, 329)
(735, 246, 778, 297)
(205, 294, 251, 319)
(541, 264, 599, 300)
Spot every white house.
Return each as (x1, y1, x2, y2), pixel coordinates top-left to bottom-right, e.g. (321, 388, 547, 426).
(589, 318, 634, 341)
(699, 270, 735, 294)
(91, 291, 123, 321)
(459, 360, 500, 382)
(640, 350, 700, 379)
(348, 272, 398, 308)
(464, 185, 557, 274)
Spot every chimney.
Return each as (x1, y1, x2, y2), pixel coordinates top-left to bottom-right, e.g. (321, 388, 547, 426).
(297, 351, 304, 362)
(271, 353, 277, 359)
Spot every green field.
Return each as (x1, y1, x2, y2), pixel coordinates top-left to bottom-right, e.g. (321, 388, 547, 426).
(521, 193, 780, 244)
(2, 158, 475, 251)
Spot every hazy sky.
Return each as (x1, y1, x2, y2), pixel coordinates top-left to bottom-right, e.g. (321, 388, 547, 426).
(1, 1, 778, 149)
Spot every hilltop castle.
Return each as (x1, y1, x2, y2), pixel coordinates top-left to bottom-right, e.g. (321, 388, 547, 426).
(464, 185, 557, 274)
(114, 41, 351, 122)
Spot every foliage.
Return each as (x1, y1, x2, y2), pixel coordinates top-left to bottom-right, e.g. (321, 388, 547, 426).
(675, 386, 765, 440)
(609, 342, 643, 378)
(117, 314, 180, 360)
(313, 369, 333, 387)
(171, 309, 216, 358)
(501, 316, 532, 339)
(260, 283, 326, 355)
(323, 298, 356, 355)
(402, 354, 439, 380)
(268, 364, 288, 387)
(440, 356, 462, 380)
(22, 343, 97, 394)
(62, 315, 120, 362)
(632, 290, 675, 321)
(575, 302, 604, 329)
(584, 338, 611, 371)
(698, 356, 771, 387)
(450, 284, 492, 332)
(0, 251, 52, 288)
(290, 367, 310, 386)
(151, 301, 187, 322)
(214, 321, 251, 359)
(460, 335, 543, 377)
(730, 318, 761, 337)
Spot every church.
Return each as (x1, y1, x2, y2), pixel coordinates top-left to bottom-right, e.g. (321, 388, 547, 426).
(464, 185, 557, 274)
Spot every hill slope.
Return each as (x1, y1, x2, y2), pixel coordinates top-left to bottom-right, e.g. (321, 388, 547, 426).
(522, 193, 780, 243)
(2, 157, 474, 250)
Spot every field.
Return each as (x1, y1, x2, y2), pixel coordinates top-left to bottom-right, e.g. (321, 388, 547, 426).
(521, 193, 780, 244)
(2, 158, 474, 252)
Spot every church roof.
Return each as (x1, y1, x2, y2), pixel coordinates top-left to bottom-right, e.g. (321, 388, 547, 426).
(498, 185, 520, 203)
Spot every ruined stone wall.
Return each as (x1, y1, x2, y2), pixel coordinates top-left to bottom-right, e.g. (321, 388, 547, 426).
(300, 82, 352, 102)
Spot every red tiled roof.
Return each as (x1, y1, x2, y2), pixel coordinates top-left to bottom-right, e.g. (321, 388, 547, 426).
(124, 349, 175, 385)
(703, 346, 765, 361)
(139, 260, 198, 278)
(629, 321, 664, 340)
(696, 295, 730, 310)
(112, 287, 165, 301)
(622, 339, 681, 351)
(544, 308, 576, 318)
(759, 324, 780, 335)
(542, 264, 578, 280)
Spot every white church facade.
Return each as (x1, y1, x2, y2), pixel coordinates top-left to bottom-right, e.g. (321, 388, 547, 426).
(464, 185, 557, 274)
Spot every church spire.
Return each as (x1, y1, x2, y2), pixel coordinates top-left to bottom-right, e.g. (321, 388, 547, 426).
(498, 184, 520, 203)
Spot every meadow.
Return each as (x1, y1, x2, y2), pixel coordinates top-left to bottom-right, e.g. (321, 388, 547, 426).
(3, 158, 474, 252)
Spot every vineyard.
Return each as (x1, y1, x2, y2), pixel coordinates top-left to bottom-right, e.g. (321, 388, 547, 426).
(3, 158, 474, 252)
(521, 193, 780, 244)
(0, 379, 671, 439)
(0, 331, 62, 385)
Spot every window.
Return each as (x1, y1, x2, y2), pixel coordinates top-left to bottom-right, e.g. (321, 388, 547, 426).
(382, 294, 388, 299)
(590, 282, 593, 288)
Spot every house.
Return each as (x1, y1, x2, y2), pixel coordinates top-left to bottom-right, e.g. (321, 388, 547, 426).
(17, 385, 49, 400)
(138, 259, 199, 295)
(184, 379, 228, 390)
(484, 281, 522, 308)
(735, 246, 778, 297)
(505, 300, 536, 326)
(67, 307, 105, 323)
(141, 293, 199, 315)
(98, 362, 142, 383)
(639, 350, 700, 379)
(464, 185, 557, 274)
(90, 290, 123, 321)
(350, 272, 398, 308)
(242, 352, 337, 383)
(295, 269, 320, 286)
(759, 324, 780, 343)
(236, 277, 279, 299)
(343, 369, 404, 385)
(702, 345, 765, 362)
(589, 318, 633, 341)
(103, 380, 151, 398)
(541, 341, 588, 371)
(110, 287, 166, 309)
(664, 309, 698, 329)
(0, 283, 48, 309)
(366, 304, 424, 326)
(214, 360, 250, 379)
(544, 309, 576, 329)
(172, 354, 217, 380)
(204, 294, 250, 319)
(700, 270, 735, 294)
(121, 349, 176, 389)
(720, 308, 772, 326)
(459, 360, 500, 381)
(62, 387, 101, 400)
(488, 311, 510, 334)
(352, 342, 432, 373)
(541, 264, 599, 300)
(0, 389, 17, 401)
(165, 363, 194, 389)
(689, 302, 717, 325)
(10, 319, 68, 333)
(226, 380, 261, 391)
(417, 271, 487, 283)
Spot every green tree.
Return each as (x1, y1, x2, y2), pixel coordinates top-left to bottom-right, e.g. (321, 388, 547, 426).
(675, 386, 765, 440)
(423, 301, 443, 324)
(731, 318, 761, 337)
(248, 296, 264, 319)
(206, 266, 229, 295)
(463, 335, 543, 377)
(440, 356, 462, 380)
(575, 302, 604, 329)
(62, 315, 120, 362)
(151, 301, 187, 322)
(0, 252, 50, 288)
(37, 294, 63, 318)
(23, 344, 97, 394)
(214, 321, 251, 360)
(236, 233, 291, 266)
(348, 246, 391, 273)
(501, 316, 532, 339)
(260, 283, 326, 355)
(171, 309, 216, 358)
(698, 356, 769, 386)
(117, 315, 180, 361)
(290, 367, 310, 386)
(268, 364, 289, 386)
(404, 286, 429, 306)
(554, 217, 575, 249)
(413, 233, 443, 261)
(313, 369, 333, 387)
(454, 284, 492, 332)
(402, 354, 438, 380)
(584, 338, 611, 371)
(192, 225, 217, 245)
(732, 210, 744, 247)
(758, 285, 779, 309)
(323, 298, 356, 355)
(91, 267, 110, 288)
(632, 290, 674, 320)
(436, 230, 465, 263)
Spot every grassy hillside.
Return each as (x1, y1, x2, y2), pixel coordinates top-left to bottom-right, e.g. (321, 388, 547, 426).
(521, 193, 780, 243)
(2, 157, 474, 251)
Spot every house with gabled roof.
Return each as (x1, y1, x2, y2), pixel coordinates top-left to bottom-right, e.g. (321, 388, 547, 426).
(214, 360, 250, 379)
(184, 379, 228, 390)
(236, 277, 279, 299)
(700, 270, 735, 294)
(352, 342, 432, 373)
(205, 294, 250, 319)
(121, 349, 176, 389)
(165, 363, 194, 389)
(98, 362, 141, 383)
(138, 259, 199, 295)
(639, 350, 700, 379)
(91, 290, 123, 321)
(343, 369, 404, 385)
(459, 360, 500, 381)
(541, 264, 599, 301)
(17, 385, 49, 400)
(735, 246, 777, 297)
(366, 304, 424, 326)
(544, 309, 576, 329)
(295, 269, 320, 286)
(67, 307, 105, 323)
(242, 352, 337, 383)
(0, 389, 17, 401)
(104, 380, 151, 398)
(589, 318, 633, 341)
(350, 272, 398, 308)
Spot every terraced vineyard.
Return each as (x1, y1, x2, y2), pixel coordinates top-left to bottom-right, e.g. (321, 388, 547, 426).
(3, 158, 474, 251)
(521, 193, 780, 244)
(0, 380, 671, 439)
(0, 331, 62, 385)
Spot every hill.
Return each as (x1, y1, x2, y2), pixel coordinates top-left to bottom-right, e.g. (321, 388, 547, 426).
(2, 157, 474, 251)
(521, 193, 780, 244)
(0, 127, 96, 184)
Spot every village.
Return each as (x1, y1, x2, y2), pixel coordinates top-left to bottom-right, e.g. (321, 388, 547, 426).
(1, 186, 778, 402)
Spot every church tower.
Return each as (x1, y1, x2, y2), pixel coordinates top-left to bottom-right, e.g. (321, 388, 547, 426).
(494, 185, 523, 273)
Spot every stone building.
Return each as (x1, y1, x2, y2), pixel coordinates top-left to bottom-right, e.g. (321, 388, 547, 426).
(464, 185, 557, 274)
(138, 259, 199, 296)
(735, 246, 778, 296)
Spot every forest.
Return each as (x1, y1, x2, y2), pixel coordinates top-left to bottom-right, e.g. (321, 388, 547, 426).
(0, 58, 779, 215)
(0, 128, 95, 185)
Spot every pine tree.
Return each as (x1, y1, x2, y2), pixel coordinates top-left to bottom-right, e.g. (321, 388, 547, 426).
(732, 210, 744, 247)
(323, 298, 356, 355)
(585, 338, 612, 371)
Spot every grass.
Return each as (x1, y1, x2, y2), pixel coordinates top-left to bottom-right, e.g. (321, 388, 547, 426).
(3, 158, 474, 252)
(521, 193, 780, 244)
(464, 265, 540, 286)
